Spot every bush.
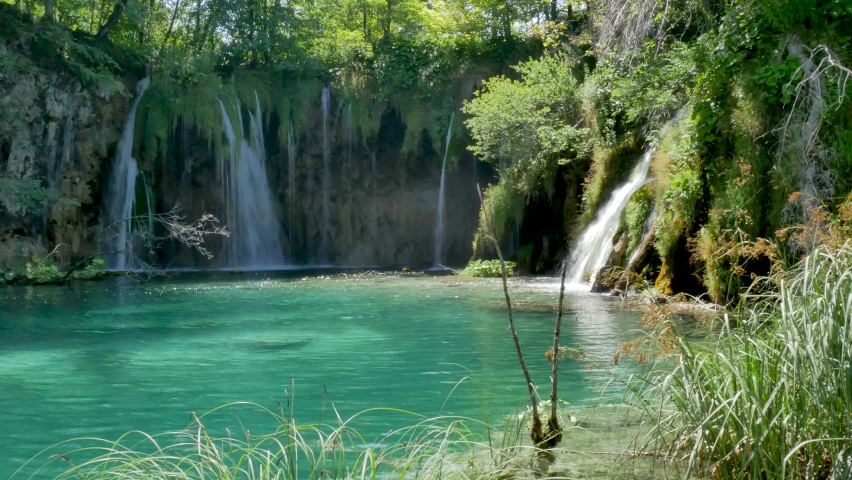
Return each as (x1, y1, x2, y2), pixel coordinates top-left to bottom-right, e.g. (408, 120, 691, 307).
(72, 257, 105, 281)
(460, 259, 516, 277)
(24, 255, 62, 284)
(16, 255, 105, 284)
(2, 268, 19, 284)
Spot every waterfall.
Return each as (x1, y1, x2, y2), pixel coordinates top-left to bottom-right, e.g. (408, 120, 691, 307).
(565, 149, 654, 285)
(105, 76, 150, 270)
(433, 112, 454, 267)
(304, 100, 314, 261)
(320, 87, 331, 263)
(371, 150, 378, 262)
(141, 172, 153, 237)
(218, 94, 284, 268)
(287, 118, 296, 261)
(344, 103, 353, 253)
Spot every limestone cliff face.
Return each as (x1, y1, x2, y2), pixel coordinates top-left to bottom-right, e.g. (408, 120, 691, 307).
(1, 53, 485, 270)
(161, 97, 483, 269)
(0, 51, 128, 266)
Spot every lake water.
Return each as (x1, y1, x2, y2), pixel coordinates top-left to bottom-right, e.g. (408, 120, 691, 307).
(0, 271, 643, 477)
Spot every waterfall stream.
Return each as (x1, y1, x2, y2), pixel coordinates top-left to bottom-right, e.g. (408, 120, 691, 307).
(320, 87, 331, 263)
(105, 76, 150, 270)
(566, 114, 682, 286)
(218, 94, 284, 268)
(344, 103, 353, 251)
(287, 118, 296, 261)
(433, 112, 454, 267)
(565, 149, 654, 286)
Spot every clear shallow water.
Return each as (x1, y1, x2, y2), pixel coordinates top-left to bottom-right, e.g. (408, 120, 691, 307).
(0, 271, 643, 477)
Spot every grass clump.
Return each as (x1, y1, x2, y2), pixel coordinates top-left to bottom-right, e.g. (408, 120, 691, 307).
(21, 398, 591, 480)
(639, 243, 852, 478)
(460, 259, 516, 278)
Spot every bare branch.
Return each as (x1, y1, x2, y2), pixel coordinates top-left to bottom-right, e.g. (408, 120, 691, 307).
(772, 36, 852, 251)
(100, 201, 229, 272)
(476, 183, 545, 446)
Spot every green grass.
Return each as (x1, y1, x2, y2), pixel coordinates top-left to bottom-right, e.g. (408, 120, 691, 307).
(17, 378, 559, 480)
(637, 243, 852, 479)
(17, 385, 673, 479)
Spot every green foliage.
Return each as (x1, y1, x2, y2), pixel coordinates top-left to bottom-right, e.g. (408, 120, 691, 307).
(0, 5, 128, 95)
(584, 43, 696, 144)
(460, 259, 516, 277)
(477, 181, 525, 244)
(622, 185, 653, 254)
(24, 255, 62, 284)
(0, 178, 78, 216)
(463, 53, 589, 196)
(653, 118, 702, 259)
(1, 267, 19, 283)
(11, 255, 104, 284)
(72, 257, 105, 280)
(643, 244, 852, 478)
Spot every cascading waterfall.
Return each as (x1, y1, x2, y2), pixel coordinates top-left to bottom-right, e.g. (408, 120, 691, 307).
(320, 87, 331, 263)
(218, 93, 284, 268)
(433, 112, 454, 267)
(565, 149, 654, 285)
(287, 118, 296, 260)
(105, 75, 151, 270)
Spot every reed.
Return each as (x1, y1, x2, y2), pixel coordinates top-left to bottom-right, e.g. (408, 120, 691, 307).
(639, 243, 852, 478)
(17, 392, 571, 480)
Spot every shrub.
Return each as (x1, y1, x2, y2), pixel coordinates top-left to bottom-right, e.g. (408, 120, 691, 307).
(460, 259, 516, 277)
(72, 257, 105, 281)
(24, 256, 62, 284)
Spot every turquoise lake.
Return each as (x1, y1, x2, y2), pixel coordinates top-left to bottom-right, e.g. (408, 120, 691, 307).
(0, 271, 643, 477)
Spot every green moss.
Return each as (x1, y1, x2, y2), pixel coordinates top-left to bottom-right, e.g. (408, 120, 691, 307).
(578, 137, 641, 230)
(652, 116, 702, 260)
(623, 185, 653, 255)
(481, 182, 525, 240)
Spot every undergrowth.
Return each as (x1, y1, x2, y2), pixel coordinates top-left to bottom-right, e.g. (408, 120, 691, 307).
(634, 242, 852, 478)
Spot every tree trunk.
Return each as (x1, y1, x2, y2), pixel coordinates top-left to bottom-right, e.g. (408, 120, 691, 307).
(43, 0, 54, 21)
(382, 0, 392, 42)
(96, 0, 128, 39)
(616, 226, 655, 292)
(161, 0, 182, 50)
(477, 184, 544, 446)
(542, 259, 567, 448)
(362, 0, 368, 41)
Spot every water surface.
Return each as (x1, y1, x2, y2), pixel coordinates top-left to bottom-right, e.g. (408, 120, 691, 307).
(0, 271, 643, 477)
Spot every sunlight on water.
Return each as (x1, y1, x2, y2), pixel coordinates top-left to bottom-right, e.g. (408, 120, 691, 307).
(0, 272, 643, 476)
